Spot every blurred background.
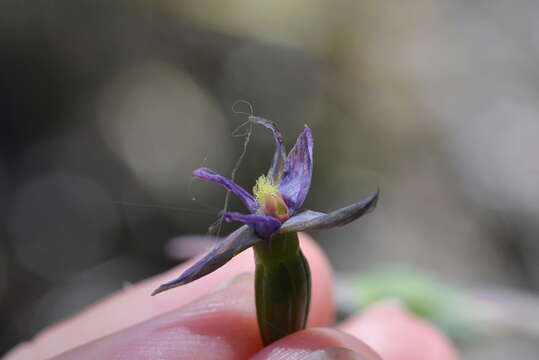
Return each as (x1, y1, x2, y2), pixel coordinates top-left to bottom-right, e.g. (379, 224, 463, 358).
(1, 1, 539, 358)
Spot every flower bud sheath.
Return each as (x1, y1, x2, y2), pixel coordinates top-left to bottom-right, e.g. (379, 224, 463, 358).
(254, 231, 311, 345)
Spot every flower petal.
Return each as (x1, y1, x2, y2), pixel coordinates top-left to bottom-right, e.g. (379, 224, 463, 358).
(151, 225, 261, 295)
(278, 189, 379, 233)
(250, 116, 287, 182)
(220, 211, 281, 239)
(279, 126, 314, 213)
(193, 167, 258, 213)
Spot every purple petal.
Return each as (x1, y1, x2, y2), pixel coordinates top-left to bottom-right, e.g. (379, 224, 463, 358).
(278, 190, 379, 233)
(250, 116, 287, 182)
(193, 168, 258, 213)
(220, 211, 281, 239)
(279, 126, 314, 213)
(151, 225, 261, 295)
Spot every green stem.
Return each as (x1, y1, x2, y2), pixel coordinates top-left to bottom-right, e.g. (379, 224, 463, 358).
(253, 232, 311, 345)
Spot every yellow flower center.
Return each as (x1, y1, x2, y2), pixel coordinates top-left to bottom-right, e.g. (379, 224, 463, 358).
(253, 175, 289, 221)
(253, 175, 279, 204)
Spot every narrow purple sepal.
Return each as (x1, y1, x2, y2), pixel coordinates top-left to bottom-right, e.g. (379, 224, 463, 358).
(276, 210, 326, 231)
(151, 225, 261, 295)
(279, 126, 314, 213)
(278, 189, 379, 233)
(249, 116, 287, 183)
(220, 211, 282, 239)
(193, 167, 258, 213)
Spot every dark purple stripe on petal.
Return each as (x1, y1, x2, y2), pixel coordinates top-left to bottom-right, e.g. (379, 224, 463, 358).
(151, 225, 260, 295)
(250, 116, 287, 182)
(193, 167, 258, 213)
(278, 190, 379, 233)
(220, 211, 281, 239)
(279, 126, 314, 213)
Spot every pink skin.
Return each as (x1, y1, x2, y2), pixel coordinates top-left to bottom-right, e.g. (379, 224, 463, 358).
(4, 234, 459, 360)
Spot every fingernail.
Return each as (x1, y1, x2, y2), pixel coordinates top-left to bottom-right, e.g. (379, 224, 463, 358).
(303, 347, 368, 360)
(210, 272, 253, 294)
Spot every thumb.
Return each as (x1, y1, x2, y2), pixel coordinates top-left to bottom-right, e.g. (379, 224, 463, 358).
(50, 274, 262, 360)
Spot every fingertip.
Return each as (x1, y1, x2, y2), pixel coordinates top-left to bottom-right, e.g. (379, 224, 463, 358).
(252, 327, 382, 360)
(340, 302, 460, 360)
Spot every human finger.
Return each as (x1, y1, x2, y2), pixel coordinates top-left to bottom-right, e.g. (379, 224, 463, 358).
(5, 233, 333, 360)
(45, 274, 259, 360)
(252, 328, 382, 360)
(339, 302, 460, 360)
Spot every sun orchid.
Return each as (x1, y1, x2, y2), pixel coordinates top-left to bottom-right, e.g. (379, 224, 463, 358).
(152, 117, 379, 344)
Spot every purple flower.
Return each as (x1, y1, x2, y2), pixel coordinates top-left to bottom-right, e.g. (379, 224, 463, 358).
(152, 118, 378, 295)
